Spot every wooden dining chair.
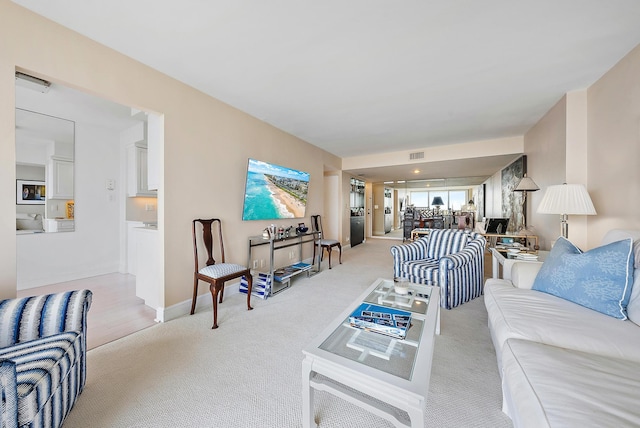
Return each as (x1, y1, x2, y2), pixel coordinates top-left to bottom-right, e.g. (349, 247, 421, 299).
(311, 214, 342, 269)
(191, 218, 253, 329)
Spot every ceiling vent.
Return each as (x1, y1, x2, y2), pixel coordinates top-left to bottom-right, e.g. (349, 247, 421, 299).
(409, 151, 424, 160)
(15, 72, 51, 93)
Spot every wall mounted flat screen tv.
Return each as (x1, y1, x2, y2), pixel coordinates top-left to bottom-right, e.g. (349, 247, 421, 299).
(485, 218, 510, 234)
(242, 158, 310, 221)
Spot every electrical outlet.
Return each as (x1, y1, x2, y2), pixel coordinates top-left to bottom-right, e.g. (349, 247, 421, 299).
(253, 260, 258, 269)
(260, 259, 266, 268)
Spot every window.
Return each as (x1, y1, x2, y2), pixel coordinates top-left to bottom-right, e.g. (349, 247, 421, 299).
(410, 191, 429, 207)
(448, 191, 466, 211)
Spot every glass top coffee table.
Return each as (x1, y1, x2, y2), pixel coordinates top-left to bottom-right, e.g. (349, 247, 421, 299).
(302, 278, 440, 428)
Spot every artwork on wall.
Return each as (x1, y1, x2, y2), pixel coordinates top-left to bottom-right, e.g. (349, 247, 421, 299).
(16, 180, 46, 205)
(476, 183, 486, 220)
(242, 158, 310, 221)
(501, 156, 526, 232)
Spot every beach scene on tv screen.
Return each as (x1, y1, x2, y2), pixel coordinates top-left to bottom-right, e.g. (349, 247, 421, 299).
(242, 159, 309, 220)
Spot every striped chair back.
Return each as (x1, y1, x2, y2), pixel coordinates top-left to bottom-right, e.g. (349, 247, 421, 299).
(426, 229, 470, 259)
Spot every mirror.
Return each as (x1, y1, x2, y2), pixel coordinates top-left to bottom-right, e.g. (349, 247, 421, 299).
(15, 108, 75, 233)
(371, 179, 478, 239)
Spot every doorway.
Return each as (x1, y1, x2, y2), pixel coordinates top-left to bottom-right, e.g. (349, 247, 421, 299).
(15, 73, 159, 347)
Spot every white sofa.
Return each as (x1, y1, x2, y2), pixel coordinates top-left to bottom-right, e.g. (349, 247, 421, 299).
(484, 229, 640, 428)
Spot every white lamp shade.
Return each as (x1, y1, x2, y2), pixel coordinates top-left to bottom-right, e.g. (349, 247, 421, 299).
(514, 176, 540, 192)
(537, 184, 597, 215)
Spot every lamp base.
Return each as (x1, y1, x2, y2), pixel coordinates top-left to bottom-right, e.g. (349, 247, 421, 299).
(560, 214, 569, 239)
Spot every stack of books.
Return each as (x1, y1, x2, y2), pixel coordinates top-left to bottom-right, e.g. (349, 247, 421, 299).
(239, 273, 272, 300)
(348, 302, 412, 339)
(273, 262, 312, 282)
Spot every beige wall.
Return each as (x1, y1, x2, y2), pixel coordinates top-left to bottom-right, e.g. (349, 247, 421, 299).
(525, 42, 640, 250)
(587, 43, 640, 247)
(0, 1, 341, 301)
(524, 96, 568, 249)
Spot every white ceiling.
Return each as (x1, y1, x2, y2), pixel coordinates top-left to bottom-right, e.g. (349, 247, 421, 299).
(12, 0, 640, 183)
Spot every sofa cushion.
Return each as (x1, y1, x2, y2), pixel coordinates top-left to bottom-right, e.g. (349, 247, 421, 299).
(484, 280, 640, 368)
(502, 339, 640, 428)
(532, 237, 634, 319)
(0, 331, 82, 427)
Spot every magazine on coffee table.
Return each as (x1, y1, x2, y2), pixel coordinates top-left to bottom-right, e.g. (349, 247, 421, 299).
(348, 302, 412, 339)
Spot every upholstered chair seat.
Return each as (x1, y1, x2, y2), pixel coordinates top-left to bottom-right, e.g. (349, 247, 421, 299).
(199, 263, 249, 279)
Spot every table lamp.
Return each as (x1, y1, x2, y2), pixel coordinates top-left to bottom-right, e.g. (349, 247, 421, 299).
(431, 196, 444, 215)
(537, 183, 596, 239)
(513, 174, 539, 229)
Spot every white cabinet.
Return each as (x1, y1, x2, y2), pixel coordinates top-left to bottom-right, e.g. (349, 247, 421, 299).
(146, 113, 162, 191)
(44, 218, 74, 232)
(135, 227, 161, 309)
(48, 157, 74, 199)
(127, 143, 156, 197)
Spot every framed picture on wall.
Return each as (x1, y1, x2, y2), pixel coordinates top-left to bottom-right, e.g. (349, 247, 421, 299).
(16, 180, 46, 205)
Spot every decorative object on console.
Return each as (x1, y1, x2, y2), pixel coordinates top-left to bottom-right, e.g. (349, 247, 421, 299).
(532, 236, 634, 319)
(296, 222, 308, 234)
(537, 183, 597, 239)
(512, 174, 539, 230)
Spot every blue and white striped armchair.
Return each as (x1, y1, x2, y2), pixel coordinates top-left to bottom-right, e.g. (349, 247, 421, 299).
(390, 229, 486, 309)
(0, 290, 92, 428)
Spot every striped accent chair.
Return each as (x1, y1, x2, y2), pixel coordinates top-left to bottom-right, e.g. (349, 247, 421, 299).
(0, 289, 92, 428)
(390, 229, 486, 309)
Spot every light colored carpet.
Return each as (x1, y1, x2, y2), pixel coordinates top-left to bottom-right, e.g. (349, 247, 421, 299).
(63, 238, 512, 428)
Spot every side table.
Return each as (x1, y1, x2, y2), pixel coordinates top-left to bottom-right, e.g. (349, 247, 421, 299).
(490, 248, 549, 279)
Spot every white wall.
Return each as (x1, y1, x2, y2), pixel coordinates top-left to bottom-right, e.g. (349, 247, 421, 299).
(17, 122, 122, 289)
(323, 174, 339, 240)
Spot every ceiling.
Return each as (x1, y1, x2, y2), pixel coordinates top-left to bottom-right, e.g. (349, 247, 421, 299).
(12, 1, 640, 184)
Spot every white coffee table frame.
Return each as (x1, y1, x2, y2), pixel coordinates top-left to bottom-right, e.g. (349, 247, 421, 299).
(302, 278, 440, 428)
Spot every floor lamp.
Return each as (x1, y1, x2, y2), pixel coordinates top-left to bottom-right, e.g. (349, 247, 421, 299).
(513, 174, 539, 231)
(537, 183, 597, 239)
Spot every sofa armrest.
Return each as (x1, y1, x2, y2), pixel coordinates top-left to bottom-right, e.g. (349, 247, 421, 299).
(0, 290, 92, 348)
(511, 262, 543, 289)
(0, 359, 18, 428)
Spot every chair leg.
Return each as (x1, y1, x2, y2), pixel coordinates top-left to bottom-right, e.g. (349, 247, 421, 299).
(313, 244, 317, 265)
(245, 273, 254, 311)
(219, 285, 224, 304)
(337, 244, 342, 265)
(190, 276, 199, 315)
(210, 283, 221, 329)
(327, 247, 332, 269)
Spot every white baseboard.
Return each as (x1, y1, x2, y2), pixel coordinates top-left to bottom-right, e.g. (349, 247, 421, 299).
(157, 279, 242, 323)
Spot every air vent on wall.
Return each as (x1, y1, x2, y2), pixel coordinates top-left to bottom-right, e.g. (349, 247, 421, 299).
(409, 151, 424, 160)
(15, 72, 51, 93)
